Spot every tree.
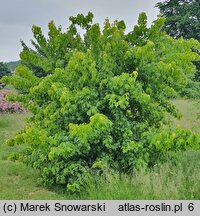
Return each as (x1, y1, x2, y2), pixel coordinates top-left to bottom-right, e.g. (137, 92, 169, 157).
(6, 61, 20, 72)
(19, 13, 93, 78)
(0, 62, 11, 79)
(156, 0, 200, 40)
(2, 12, 200, 192)
(156, 0, 200, 82)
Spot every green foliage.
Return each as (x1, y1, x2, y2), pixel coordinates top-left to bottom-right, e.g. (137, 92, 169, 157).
(180, 79, 200, 99)
(141, 128, 200, 166)
(2, 12, 200, 192)
(6, 61, 20, 72)
(156, 0, 200, 82)
(1, 112, 199, 199)
(156, 0, 200, 41)
(0, 62, 11, 80)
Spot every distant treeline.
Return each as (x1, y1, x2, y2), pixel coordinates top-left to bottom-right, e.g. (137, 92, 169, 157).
(6, 61, 20, 72)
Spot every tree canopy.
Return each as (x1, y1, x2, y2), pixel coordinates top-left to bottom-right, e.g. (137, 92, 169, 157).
(156, 0, 200, 40)
(6, 61, 20, 72)
(2, 12, 200, 192)
(0, 62, 11, 79)
(156, 0, 200, 83)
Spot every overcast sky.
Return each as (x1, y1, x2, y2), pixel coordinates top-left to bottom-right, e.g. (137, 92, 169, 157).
(0, 0, 163, 62)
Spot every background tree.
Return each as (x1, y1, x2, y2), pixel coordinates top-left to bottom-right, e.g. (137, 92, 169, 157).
(6, 61, 20, 72)
(0, 62, 11, 80)
(156, 0, 200, 40)
(156, 0, 200, 82)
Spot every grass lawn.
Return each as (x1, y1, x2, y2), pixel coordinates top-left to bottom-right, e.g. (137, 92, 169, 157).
(0, 99, 199, 199)
(170, 99, 200, 133)
(0, 114, 69, 199)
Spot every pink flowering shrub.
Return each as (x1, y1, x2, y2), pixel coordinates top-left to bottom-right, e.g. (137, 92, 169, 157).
(0, 90, 24, 113)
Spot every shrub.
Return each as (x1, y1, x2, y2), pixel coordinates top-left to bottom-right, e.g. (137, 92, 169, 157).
(2, 12, 200, 192)
(180, 79, 200, 99)
(0, 90, 24, 113)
